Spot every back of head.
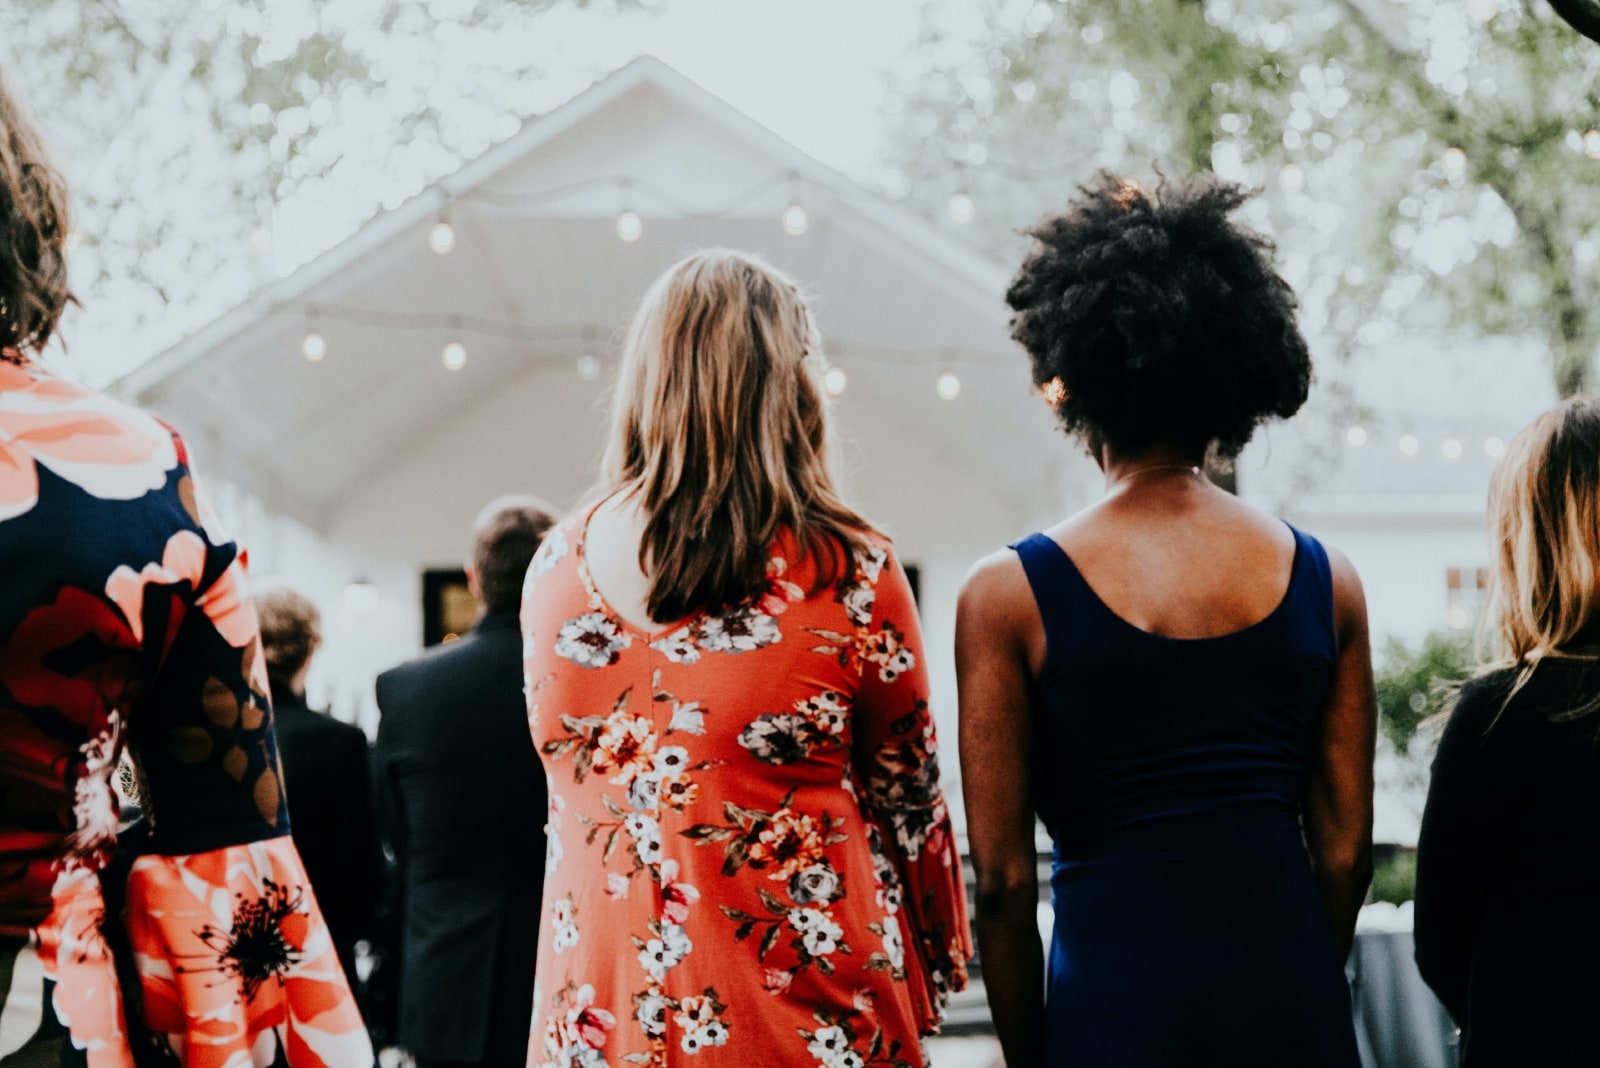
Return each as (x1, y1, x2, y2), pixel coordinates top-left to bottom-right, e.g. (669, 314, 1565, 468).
(0, 71, 73, 356)
(1487, 397, 1600, 666)
(257, 588, 322, 695)
(473, 496, 558, 615)
(601, 248, 871, 622)
(1006, 171, 1311, 460)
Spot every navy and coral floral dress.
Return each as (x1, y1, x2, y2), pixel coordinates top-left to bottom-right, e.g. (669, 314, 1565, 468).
(519, 505, 971, 1068)
(0, 350, 372, 1066)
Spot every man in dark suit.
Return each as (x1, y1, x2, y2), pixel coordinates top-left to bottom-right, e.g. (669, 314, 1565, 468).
(375, 497, 556, 1068)
(258, 587, 383, 988)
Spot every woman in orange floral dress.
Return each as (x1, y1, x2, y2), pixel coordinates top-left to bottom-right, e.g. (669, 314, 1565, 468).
(0, 74, 371, 1066)
(519, 250, 971, 1068)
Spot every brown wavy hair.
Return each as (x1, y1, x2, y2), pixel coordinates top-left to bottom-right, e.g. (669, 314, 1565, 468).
(0, 70, 74, 355)
(600, 249, 875, 622)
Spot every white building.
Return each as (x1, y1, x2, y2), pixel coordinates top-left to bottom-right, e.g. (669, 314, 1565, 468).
(115, 56, 1087, 755)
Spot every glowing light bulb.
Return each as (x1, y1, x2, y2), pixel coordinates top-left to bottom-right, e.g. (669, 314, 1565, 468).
(1279, 163, 1305, 193)
(1441, 438, 1463, 460)
(1398, 433, 1419, 456)
(947, 191, 975, 224)
(1446, 603, 1472, 630)
(1442, 147, 1467, 178)
(616, 209, 643, 243)
(823, 366, 847, 396)
(1042, 377, 1067, 406)
(936, 370, 962, 400)
(301, 331, 326, 362)
(782, 203, 809, 236)
(1484, 436, 1505, 458)
(1346, 426, 1367, 447)
(428, 219, 455, 254)
(576, 353, 601, 381)
(442, 340, 466, 371)
(1586, 130, 1600, 160)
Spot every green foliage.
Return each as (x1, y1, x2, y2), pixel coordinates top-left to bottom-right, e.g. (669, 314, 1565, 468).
(1375, 628, 1474, 753)
(887, 0, 1600, 396)
(1368, 846, 1417, 905)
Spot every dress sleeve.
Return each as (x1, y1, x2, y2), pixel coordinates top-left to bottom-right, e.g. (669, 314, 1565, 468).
(118, 431, 374, 1067)
(850, 545, 973, 1035)
(1413, 679, 1495, 1024)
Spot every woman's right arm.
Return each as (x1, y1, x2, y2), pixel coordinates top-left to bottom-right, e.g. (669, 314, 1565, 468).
(1302, 546, 1377, 961)
(956, 553, 1044, 1067)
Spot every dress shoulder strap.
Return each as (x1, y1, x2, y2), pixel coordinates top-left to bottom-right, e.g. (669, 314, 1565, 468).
(1286, 523, 1337, 650)
(1007, 532, 1086, 644)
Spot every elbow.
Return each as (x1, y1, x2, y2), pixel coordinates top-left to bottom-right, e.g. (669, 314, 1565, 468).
(972, 864, 1038, 923)
(1312, 839, 1373, 891)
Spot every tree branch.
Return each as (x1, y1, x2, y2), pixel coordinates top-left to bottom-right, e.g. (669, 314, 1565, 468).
(1547, 0, 1600, 46)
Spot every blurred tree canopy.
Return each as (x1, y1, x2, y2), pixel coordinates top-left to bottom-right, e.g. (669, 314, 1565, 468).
(888, 0, 1600, 396)
(0, 0, 649, 383)
(1374, 628, 1474, 753)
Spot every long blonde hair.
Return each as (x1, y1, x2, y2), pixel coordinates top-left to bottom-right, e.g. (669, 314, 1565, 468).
(1481, 396, 1600, 717)
(600, 249, 874, 622)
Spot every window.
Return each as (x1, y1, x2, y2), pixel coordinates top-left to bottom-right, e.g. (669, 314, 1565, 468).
(1445, 566, 1489, 630)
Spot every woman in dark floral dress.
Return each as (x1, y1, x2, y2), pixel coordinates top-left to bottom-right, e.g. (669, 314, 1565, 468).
(519, 250, 970, 1068)
(0, 72, 370, 1067)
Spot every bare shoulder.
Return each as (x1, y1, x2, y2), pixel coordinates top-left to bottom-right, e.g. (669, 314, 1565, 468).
(959, 547, 1030, 608)
(1315, 539, 1369, 638)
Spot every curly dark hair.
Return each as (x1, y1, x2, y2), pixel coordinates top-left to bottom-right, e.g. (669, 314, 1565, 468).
(0, 70, 74, 356)
(1006, 171, 1310, 459)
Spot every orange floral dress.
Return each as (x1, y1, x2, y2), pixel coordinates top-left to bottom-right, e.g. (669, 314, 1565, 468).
(519, 507, 971, 1068)
(0, 350, 371, 1066)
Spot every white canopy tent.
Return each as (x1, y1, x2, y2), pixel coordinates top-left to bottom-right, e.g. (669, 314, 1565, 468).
(116, 56, 1090, 748)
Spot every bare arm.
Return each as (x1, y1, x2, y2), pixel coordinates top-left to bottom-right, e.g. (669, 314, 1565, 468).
(956, 552, 1043, 1067)
(1303, 546, 1377, 961)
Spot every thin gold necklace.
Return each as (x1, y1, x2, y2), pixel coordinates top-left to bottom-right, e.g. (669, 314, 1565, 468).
(1106, 463, 1203, 491)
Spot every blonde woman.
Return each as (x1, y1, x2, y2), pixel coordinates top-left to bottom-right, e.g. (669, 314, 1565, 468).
(518, 250, 970, 1067)
(1416, 396, 1600, 1067)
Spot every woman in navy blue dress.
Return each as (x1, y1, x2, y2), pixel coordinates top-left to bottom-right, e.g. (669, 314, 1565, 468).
(957, 174, 1375, 1066)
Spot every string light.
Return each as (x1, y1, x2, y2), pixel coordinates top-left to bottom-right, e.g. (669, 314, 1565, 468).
(616, 209, 644, 243)
(428, 217, 456, 255)
(1345, 426, 1368, 447)
(1398, 433, 1419, 456)
(1042, 377, 1067, 406)
(576, 353, 601, 381)
(1484, 436, 1505, 458)
(947, 191, 975, 224)
(1279, 163, 1305, 193)
(442, 341, 466, 371)
(823, 365, 847, 396)
(1442, 147, 1467, 178)
(1587, 130, 1600, 160)
(783, 202, 809, 237)
(301, 306, 325, 361)
(936, 370, 962, 400)
(1441, 438, 1463, 460)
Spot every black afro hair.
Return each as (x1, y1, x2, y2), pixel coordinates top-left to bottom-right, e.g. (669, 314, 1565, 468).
(1006, 171, 1311, 459)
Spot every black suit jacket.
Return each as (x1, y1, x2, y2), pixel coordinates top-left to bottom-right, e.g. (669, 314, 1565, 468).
(374, 611, 547, 1065)
(272, 691, 383, 980)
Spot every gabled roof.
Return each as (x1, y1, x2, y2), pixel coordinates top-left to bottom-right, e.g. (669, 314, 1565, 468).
(116, 55, 1062, 529)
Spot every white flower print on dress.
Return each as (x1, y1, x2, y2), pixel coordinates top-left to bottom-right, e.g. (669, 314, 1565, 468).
(667, 700, 706, 735)
(526, 524, 569, 586)
(638, 922, 692, 982)
(649, 628, 700, 664)
(555, 611, 633, 668)
(808, 1026, 851, 1065)
(839, 582, 875, 627)
(63, 713, 122, 868)
(637, 990, 669, 1038)
(882, 925, 905, 969)
(551, 895, 580, 953)
(696, 607, 781, 654)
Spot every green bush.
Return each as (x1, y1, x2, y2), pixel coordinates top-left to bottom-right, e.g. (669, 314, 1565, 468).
(1374, 629, 1474, 754)
(1368, 847, 1417, 905)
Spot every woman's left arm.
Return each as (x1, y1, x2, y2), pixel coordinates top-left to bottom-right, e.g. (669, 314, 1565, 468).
(1302, 545, 1377, 961)
(850, 546, 973, 1035)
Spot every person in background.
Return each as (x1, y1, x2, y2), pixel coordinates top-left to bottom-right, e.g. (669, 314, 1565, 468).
(519, 249, 971, 1067)
(0, 70, 371, 1065)
(258, 587, 382, 997)
(1415, 397, 1600, 1066)
(957, 173, 1375, 1066)
(375, 497, 555, 1068)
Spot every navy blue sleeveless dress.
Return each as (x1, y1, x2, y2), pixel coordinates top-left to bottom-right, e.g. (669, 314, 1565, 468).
(1011, 526, 1359, 1067)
